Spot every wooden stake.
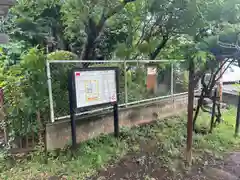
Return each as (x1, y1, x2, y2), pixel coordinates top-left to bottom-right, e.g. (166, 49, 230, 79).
(186, 59, 194, 165)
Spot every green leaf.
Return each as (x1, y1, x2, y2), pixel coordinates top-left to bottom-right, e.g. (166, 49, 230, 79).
(137, 41, 150, 54)
(115, 43, 130, 58)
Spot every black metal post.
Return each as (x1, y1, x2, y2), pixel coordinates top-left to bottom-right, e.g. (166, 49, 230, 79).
(113, 103, 119, 137)
(210, 88, 217, 133)
(113, 68, 120, 138)
(193, 89, 204, 131)
(68, 73, 77, 149)
(70, 109, 77, 149)
(235, 92, 240, 137)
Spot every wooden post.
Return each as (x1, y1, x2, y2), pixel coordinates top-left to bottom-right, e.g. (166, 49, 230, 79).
(186, 58, 194, 165)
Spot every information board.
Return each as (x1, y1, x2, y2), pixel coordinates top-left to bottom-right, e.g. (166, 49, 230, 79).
(68, 67, 119, 149)
(72, 68, 118, 109)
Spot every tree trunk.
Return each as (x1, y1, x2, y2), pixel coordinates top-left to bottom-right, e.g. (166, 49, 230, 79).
(80, 0, 136, 63)
(36, 110, 44, 147)
(186, 58, 194, 165)
(149, 36, 169, 60)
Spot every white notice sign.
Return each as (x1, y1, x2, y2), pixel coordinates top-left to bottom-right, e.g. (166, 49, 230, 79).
(147, 67, 157, 75)
(74, 70, 117, 108)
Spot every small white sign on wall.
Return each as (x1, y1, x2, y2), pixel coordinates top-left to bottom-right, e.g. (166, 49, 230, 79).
(147, 67, 157, 75)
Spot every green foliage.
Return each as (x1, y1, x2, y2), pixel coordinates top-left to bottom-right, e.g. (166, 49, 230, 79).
(47, 51, 79, 117)
(194, 107, 239, 151)
(2, 0, 65, 48)
(180, 71, 189, 92)
(2, 48, 47, 138)
(127, 66, 148, 102)
(0, 40, 28, 67)
(47, 50, 78, 60)
(1, 49, 79, 140)
(3, 0, 240, 61)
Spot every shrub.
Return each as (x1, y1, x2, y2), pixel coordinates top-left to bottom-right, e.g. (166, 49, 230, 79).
(47, 50, 78, 60)
(47, 51, 79, 117)
(2, 49, 78, 145)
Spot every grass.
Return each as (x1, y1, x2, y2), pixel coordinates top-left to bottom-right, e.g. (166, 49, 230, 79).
(194, 107, 239, 152)
(0, 107, 239, 179)
(0, 136, 129, 179)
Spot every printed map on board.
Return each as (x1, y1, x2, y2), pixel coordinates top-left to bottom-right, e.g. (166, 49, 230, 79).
(84, 80, 99, 102)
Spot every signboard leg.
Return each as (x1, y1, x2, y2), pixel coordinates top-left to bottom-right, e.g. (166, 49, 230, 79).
(70, 111, 77, 149)
(68, 73, 77, 149)
(113, 103, 119, 137)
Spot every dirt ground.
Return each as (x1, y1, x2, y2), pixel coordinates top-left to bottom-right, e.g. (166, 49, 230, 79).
(90, 153, 240, 180)
(91, 149, 240, 180)
(45, 150, 240, 180)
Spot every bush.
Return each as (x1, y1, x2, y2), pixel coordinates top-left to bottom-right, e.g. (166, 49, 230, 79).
(2, 48, 47, 140)
(1, 49, 78, 144)
(47, 50, 78, 60)
(47, 51, 79, 117)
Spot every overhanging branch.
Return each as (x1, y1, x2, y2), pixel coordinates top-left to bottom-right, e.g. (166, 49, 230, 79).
(80, 0, 136, 61)
(149, 35, 169, 60)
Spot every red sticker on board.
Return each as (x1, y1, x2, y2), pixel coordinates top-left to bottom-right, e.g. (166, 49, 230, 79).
(111, 94, 116, 101)
(75, 72, 80, 76)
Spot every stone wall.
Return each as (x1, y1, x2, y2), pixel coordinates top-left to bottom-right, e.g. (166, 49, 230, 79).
(223, 92, 238, 107)
(46, 93, 189, 150)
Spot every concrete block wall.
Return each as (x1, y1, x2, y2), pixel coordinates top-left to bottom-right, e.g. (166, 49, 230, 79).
(222, 92, 238, 107)
(46, 93, 189, 150)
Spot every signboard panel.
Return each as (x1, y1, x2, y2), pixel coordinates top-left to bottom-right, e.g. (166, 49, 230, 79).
(72, 68, 118, 109)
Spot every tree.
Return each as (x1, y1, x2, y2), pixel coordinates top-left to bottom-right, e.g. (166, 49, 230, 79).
(114, 0, 206, 60)
(62, 0, 136, 62)
(1, 0, 67, 51)
(183, 0, 240, 164)
(61, 0, 218, 61)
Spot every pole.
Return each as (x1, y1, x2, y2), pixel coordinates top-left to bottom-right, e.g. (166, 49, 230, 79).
(46, 61, 55, 123)
(114, 68, 120, 137)
(124, 61, 128, 107)
(68, 72, 77, 149)
(113, 104, 119, 137)
(218, 61, 223, 102)
(235, 91, 240, 137)
(186, 58, 194, 165)
(171, 62, 174, 100)
(210, 88, 217, 133)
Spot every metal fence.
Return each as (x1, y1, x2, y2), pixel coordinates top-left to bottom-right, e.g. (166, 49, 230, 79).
(46, 60, 197, 123)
